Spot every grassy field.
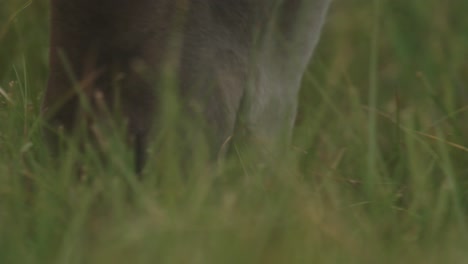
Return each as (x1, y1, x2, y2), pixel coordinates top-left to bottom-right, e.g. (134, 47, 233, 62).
(1, 0, 468, 263)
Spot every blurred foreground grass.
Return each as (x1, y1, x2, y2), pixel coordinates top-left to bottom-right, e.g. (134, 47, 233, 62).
(1, 0, 468, 263)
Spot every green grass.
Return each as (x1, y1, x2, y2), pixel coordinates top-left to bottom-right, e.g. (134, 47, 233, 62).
(2, 0, 468, 263)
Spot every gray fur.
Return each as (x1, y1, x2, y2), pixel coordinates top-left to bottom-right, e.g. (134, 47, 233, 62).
(43, 0, 331, 172)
